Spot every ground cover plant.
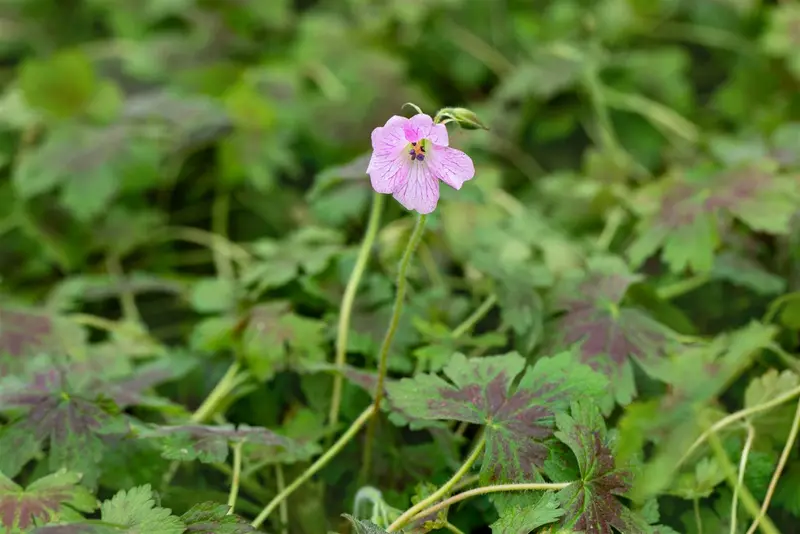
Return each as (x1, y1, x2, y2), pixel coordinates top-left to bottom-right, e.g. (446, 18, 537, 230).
(1, 0, 800, 532)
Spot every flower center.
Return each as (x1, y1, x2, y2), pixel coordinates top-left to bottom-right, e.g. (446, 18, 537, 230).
(407, 140, 427, 162)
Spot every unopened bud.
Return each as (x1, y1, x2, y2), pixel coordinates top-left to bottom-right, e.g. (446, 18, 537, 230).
(433, 107, 489, 130)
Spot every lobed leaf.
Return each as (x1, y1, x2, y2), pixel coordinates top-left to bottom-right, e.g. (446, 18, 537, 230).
(0, 470, 96, 533)
(138, 423, 296, 464)
(628, 164, 800, 273)
(180, 502, 257, 533)
(549, 261, 680, 405)
(387, 351, 608, 482)
(555, 402, 649, 534)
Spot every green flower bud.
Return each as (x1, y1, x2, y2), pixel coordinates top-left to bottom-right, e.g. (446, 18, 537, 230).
(433, 107, 489, 129)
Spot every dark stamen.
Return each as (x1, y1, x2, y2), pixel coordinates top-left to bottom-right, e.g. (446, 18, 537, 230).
(411, 142, 416, 146)
(421, 146, 426, 152)
(416, 154, 425, 161)
(409, 149, 416, 155)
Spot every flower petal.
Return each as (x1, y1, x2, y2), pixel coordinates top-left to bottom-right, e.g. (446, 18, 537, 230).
(367, 147, 410, 194)
(392, 162, 440, 214)
(428, 123, 449, 146)
(370, 115, 409, 154)
(403, 114, 434, 143)
(428, 145, 475, 190)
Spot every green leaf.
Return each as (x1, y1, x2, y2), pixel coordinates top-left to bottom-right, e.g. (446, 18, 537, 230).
(710, 252, 787, 296)
(241, 227, 343, 294)
(0, 305, 85, 366)
(549, 260, 680, 405)
(490, 491, 564, 534)
(0, 355, 189, 483)
(628, 163, 800, 273)
(669, 457, 726, 499)
(242, 302, 327, 381)
(386, 351, 608, 482)
(762, 4, 800, 80)
(100, 485, 184, 534)
(189, 278, 239, 314)
(12, 126, 160, 220)
(555, 402, 649, 533)
(0, 371, 128, 483)
(745, 369, 800, 447)
(19, 50, 98, 119)
(180, 502, 257, 533)
(341, 515, 389, 534)
(138, 423, 297, 464)
(0, 469, 96, 533)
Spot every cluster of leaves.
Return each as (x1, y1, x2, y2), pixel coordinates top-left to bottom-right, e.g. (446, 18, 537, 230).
(2, 0, 800, 533)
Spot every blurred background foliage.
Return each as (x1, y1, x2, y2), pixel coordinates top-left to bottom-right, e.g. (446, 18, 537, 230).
(1, 0, 800, 532)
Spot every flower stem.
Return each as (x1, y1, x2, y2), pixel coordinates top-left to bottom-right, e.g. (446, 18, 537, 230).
(329, 193, 384, 433)
(251, 405, 375, 529)
(408, 481, 572, 525)
(227, 442, 243, 514)
(361, 214, 428, 481)
(387, 435, 486, 532)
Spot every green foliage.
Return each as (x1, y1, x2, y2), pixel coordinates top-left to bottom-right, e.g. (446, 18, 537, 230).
(387, 352, 608, 483)
(2, 0, 800, 533)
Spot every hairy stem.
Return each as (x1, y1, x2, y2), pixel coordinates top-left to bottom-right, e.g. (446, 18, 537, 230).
(361, 214, 428, 480)
(227, 442, 243, 514)
(732, 424, 755, 534)
(329, 193, 384, 433)
(707, 429, 779, 534)
(745, 397, 800, 534)
(409, 482, 573, 525)
(387, 435, 486, 532)
(251, 405, 375, 528)
(678, 383, 800, 467)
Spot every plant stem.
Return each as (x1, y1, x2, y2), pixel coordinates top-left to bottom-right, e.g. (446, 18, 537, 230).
(191, 361, 243, 424)
(227, 442, 243, 514)
(706, 429, 779, 534)
(251, 405, 375, 529)
(276, 466, 289, 534)
(106, 255, 141, 324)
(162, 360, 247, 490)
(693, 498, 703, 534)
(451, 295, 497, 339)
(361, 214, 428, 481)
(387, 435, 486, 532)
(745, 397, 800, 534)
(444, 522, 466, 534)
(678, 384, 800, 467)
(407, 482, 572, 524)
(329, 193, 384, 433)
(656, 274, 710, 300)
(732, 424, 755, 534)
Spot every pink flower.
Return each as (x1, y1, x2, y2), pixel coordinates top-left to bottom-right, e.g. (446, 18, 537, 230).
(366, 113, 475, 214)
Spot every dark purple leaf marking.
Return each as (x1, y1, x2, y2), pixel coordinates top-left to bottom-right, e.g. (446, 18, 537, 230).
(387, 352, 606, 483)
